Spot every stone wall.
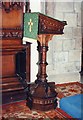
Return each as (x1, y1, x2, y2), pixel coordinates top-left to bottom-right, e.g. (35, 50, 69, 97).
(41, 1, 82, 83)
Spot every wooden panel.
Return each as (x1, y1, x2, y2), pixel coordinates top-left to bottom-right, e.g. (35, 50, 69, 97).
(2, 55, 16, 77)
(1, 39, 22, 46)
(2, 77, 22, 91)
(2, 9, 23, 28)
(1, 43, 31, 104)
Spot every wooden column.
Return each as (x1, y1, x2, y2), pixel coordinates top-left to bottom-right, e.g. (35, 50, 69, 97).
(36, 35, 54, 83)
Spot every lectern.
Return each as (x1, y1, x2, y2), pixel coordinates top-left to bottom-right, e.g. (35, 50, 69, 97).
(24, 12, 67, 111)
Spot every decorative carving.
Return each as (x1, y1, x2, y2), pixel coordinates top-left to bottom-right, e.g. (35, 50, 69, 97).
(0, 1, 30, 40)
(0, 1, 31, 13)
(39, 14, 67, 34)
(0, 28, 22, 39)
(26, 81, 57, 111)
(0, 2, 24, 13)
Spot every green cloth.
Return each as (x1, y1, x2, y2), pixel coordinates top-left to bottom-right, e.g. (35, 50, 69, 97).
(24, 13, 39, 40)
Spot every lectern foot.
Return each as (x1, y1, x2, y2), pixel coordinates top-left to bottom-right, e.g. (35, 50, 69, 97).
(26, 82, 57, 111)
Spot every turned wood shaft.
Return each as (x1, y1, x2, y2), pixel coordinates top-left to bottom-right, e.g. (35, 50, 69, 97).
(35, 35, 53, 83)
(36, 41, 48, 82)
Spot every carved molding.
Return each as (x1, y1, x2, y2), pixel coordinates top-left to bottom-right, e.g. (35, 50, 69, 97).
(0, 2, 24, 13)
(0, 29, 22, 39)
(0, 1, 30, 13)
(39, 14, 67, 34)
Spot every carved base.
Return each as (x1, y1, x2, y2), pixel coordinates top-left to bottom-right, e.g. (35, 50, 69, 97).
(26, 82, 57, 111)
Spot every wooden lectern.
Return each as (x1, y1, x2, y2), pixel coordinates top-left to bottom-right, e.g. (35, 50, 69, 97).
(24, 12, 67, 111)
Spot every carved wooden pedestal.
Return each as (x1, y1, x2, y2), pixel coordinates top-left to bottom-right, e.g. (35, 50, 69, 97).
(26, 35, 57, 111)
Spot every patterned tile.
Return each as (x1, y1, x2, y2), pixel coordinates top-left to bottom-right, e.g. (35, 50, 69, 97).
(2, 82, 82, 120)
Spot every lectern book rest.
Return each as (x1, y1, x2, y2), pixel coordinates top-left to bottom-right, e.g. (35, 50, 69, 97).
(24, 12, 67, 111)
(24, 12, 66, 39)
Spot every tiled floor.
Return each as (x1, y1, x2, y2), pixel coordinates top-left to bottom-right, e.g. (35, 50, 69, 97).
(1, 82, 82, 120)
